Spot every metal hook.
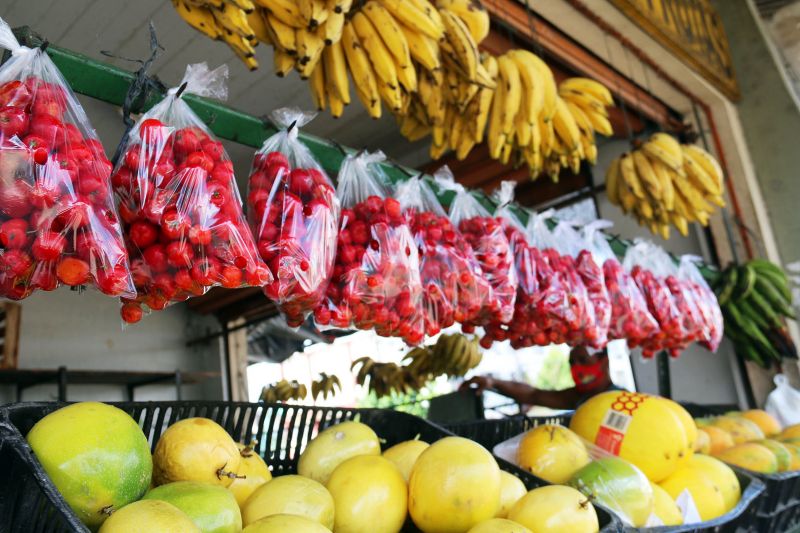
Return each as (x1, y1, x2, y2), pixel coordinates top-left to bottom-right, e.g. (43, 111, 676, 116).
(286, 120, 297, 133)
(331, 140, 348, 156)
(39, 40, 49, 52)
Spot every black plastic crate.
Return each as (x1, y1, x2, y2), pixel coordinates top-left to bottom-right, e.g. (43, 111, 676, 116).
(443, 415, 766, 533)
(0, 401, 622, 533)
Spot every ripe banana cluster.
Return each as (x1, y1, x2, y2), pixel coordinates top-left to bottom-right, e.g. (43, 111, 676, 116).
(172, 0, 356, 72)
(351, 333, 482, 399)
(310, 372, 342, 400)
(260, 379, 307, 402)
(606, 133, 727, 240)
(716, 260, 797, 367)
(172, 0, 263, 70)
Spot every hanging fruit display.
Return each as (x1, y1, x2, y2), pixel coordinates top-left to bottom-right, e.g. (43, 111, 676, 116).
(311, 372, 342, 400)
(351, 333, 483, 398)
(715, 259, 797, 367)
(170, 0, 615, 181)
(260, 378, 308, 401)
(605, 132, 726, 239)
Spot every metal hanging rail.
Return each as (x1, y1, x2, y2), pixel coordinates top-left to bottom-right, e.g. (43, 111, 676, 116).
(7, 27, 720, 282)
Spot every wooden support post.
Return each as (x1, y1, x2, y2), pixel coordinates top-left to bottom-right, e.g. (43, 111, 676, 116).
(226, 318, 249, 402)
(1, 303, 21, 369)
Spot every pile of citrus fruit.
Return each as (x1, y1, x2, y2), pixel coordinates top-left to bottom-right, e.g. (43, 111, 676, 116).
(25, 401, 603, 532)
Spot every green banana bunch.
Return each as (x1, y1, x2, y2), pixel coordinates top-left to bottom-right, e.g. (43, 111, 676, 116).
(715, 259, 797, 367)
(260, 379, 308, 402)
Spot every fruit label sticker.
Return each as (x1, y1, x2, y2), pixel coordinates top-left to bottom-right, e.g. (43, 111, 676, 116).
(595, 392, 646, 455)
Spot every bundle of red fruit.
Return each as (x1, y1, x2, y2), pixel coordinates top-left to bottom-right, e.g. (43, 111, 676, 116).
(625, 241, 695, 357)
(602, 259, 659, 343)
(315, 152, 424, 345)
(0, 40, 133, 300)
(247, 110, 339, 328)
(112, 66, 269, 323)
(500, 220, 538, 349)
(436, 173, 517, 343)
(396, 177, 492, 337)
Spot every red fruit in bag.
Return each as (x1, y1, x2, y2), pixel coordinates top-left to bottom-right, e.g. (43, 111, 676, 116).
(166, 240, 194, 268)
(139, 118, 165, 143)
(56, 257, 89, 286)
(0, 249, 32, 277)
(129, 220, 158, 248)
(29, 114, 63, 143)
(142, 244, 168, 273)
(191, 257, 220, 286)
(0, 182, 32, 218)
(0, 106, 28, 138)
(31, 231, 66, 261)
(172, 128, 201, 155)
(160, 209, 190, 240)
(184, 150, 214, 172)
(0, 81, 31, 108)
(96, 264, 131, 296)
(201, 140, 224, 161)
(120, 302, 143, 324)
(0, 218, 28, 249)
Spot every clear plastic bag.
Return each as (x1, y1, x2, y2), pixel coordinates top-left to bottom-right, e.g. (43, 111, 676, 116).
(583, 221, 658, 346)
(551, 220, 608, 348)
(623, 241, 688, 357)
(111, 63, 269, 323)
(314, 151, 424, 345)
(678, 255, 723, 352)
(434, 167, 517, 342)
(0, 18, 134, 300)
(247, 108, 339, 327)
(766, 374, 800, 427)
(396, 174, 491, 337)
(493, 182, 538, 348)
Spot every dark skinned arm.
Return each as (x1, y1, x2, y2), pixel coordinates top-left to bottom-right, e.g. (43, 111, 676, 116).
(459, 376, 581, 410)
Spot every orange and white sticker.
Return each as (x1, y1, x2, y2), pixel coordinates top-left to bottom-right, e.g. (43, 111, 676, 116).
(594, 392, 648, 455)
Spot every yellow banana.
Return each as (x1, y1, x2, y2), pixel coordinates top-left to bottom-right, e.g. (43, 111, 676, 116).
(605, 157, 621, 205)
(223, 0, 255, 12)
(299, 0, 328, 28)
(254, 0, 305, 27)
(487, 67, 507, 159)
(619, 153, 645, 199)
(649, 156, 675, 211)
(682, 144, 724, 192)
(379, 0, 444, 40)
(559, 77, 614, 106)
(322, 10, 345, 44)
(399, 24, 440, 71)
(351, 12, 399, 89)
(295, 27, 325, 78)
(172, 0, 224, 40)
(552, 96, 581, 151)
(440, 9, 479, 83)
(642, 132, 683, 172)
(213, 2, 256, 39)
(265, 13, 297, 54)
(342, 21, 382, 119)
(683, 150, 721, 196)
(246, 8, 271, 43)
(326, 0, 353, 13)
(323, 40, 350, 104)
(472, 54, 497, 143)
(671, 212, 689, 236)
(363, 1, 411, 68)
(632, 150, 663, 200)
(328, 84, 346, 118)
(527, 52, 557, 121)
(437, 0, 490, 43)
(309, 61, 326, 110)
(273, 48, 296, 76)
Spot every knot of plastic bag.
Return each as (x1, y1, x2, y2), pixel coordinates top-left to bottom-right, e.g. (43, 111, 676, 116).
(492, 180, 517, 208)
(395, 175, 446, 217)
(168, 62, 229, 101)
(432, 165, 464, 193)
(270, 106, 317, 140)
(0, 17, 32, 56)
(775, 373, 789, 387)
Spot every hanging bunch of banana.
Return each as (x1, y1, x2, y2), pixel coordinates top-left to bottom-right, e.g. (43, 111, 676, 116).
(260, 379, 308, 402)
(351, 357, 432, 398)
(715, 260, 797, 367)
(404, 333, 483, 377)
(171, 0, 262, 70)
(605, 132, 727, 240)
(310, 372, 342, 400)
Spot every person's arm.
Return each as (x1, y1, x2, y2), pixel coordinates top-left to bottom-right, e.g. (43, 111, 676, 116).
(459, 376, 581, 410)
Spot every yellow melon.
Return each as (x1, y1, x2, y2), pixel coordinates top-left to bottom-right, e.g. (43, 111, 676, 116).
(516, 425, 590, 484)
(715, 443, 778, 474)
(702, 426, 735, 455)
(659, 468, 726, 522)
(686, 455, 740, 512)
(711, 417, 764, 444)
(741, 410, 782, 437)
(695, 429, 711, 455)
(650, 482, 683, 526)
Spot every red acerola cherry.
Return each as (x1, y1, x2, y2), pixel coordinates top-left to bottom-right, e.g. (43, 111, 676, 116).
(0, 249, 32, 277)
(129, 220, 159, 249)
(166, 240, 194, 268)
(120, 302, 143, 324)
(31, 232, 66, 261)
(142, 244, 169, 273)
(0, 219, 29, 250)
(56, 257, 90, 286)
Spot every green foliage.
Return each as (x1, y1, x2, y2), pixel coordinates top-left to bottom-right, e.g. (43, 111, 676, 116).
(532, 346, 575, 390)
(357, 385, 435, 418)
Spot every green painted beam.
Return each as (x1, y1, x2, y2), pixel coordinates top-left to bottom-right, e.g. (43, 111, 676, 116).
(9, 28, 720, 283)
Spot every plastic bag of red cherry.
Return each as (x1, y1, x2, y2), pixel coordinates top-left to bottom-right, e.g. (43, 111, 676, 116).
(247, 108, 339, 328)
(433, 167, 517, 340)
(395, 174, 492, 337)
(623, 240, 691, 358)
(110, 63, 270, 324)
(314, 151, 425, 345)
(678, 255, 723, 352)
(0, 18, 134, 300)
(582, 221, 658, 347)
